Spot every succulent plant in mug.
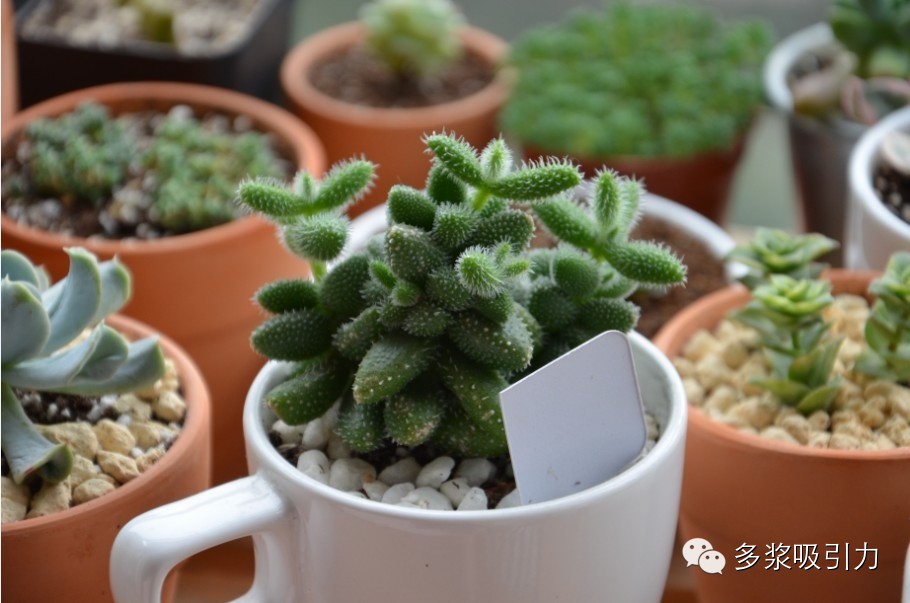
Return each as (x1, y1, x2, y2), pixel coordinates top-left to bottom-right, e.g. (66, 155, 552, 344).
(793, 0, 910, 124)
(1, 248, 165, 485)
(240, 133, 686, 463)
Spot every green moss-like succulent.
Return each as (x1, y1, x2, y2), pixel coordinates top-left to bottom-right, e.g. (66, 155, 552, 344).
(501, 3, 771, 157)
(1, 249, 166, 485)
(11, 102, 283, 234)
(360, 0, 465, 77)
(241, 134, 686, 456)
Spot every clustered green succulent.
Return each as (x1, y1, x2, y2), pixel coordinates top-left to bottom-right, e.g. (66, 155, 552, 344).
(728, 230, 844, 414)
(794, 0, 910, 124)
(501, 3, 771, 158)
(855, 251, 910, 382)
(361, 0, 465, 78)
(1, 249, 165, 485)
(121, 0, 176, 44)
(10, 102, 282, 233)
(728, 231, 910, 414)
(240, 134, 686, 457)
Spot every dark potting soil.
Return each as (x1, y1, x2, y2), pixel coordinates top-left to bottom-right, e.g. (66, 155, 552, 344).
(873, 163, 910, 226)
(629, 215, 728, 339)
(1, 109, 292, 240)
(309, 44, 495, 109)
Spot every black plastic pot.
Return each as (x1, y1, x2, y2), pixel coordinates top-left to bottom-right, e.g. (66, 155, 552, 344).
(15, 0, 292, 108)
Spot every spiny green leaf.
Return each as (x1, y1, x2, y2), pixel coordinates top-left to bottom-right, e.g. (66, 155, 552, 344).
(426, 267, 472, 311)
(579, 297, 640, 334)
(283, 214, 349, 262)
(528, 284, 577, 330)
(604, 241, 687, 286)
(266, 356, 350, 425)
(487, 159, 581, 200)
(473, 291, 514, 323)
(386, 224, 447, 282)
(387, 185, 437, 230)
(319, 254, 370, 319)
(448, 311, 533, 372)
(439, 352, 508, 445)
(456, 247, 504, 298)
(532, 196, 598, 248)
(391, 280, 421, 306)
(337, 393, 386, 452)
(424, 134, 484, 187)
(432, 202, 479, 251)
(553, 249, 599, 299)
(403, 302, 451, 337)
(432, 403, 508, 457)
(239, 178, 304, 217)
(255, 279, 319, 314)
(310, 159, 375, 213)
(426, 162, 467, 205)
(251, 309, 333, 361)
(334, 306, 384, 361)
(479, 138, 513, 181)
(465, 209, 535, 252)
(353, 334, 434, 404)
(384, 387, 446, 446)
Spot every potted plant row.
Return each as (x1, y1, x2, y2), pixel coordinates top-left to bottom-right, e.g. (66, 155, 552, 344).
(764, 0, 910, 264)
(846, 105, 910, 270)
(1, 248, 211, 602)
(501, 2, 772, 224)
(14, 0, 294, 107)
(111, 133, 690, 602)
(0, 81, 326, 484)
(281, 0, 509, 216)
(654, 230, 910, 602)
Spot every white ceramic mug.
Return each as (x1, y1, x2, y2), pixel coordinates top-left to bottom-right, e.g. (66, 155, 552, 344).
(110, 332, 686, 603)
(846, 106, 910, 271)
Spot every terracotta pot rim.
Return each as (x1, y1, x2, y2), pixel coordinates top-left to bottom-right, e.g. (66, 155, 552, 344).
(653, 269, 910, 462)
(0, 81, 327, 255)
(1, 313, 211, 535)
(280, 21, 510, 129)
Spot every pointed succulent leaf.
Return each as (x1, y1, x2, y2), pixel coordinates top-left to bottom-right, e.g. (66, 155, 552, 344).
(387, 185, 437, 230)
(439, 351, 508, 443)
(532, 196, 598, 248)
(334, 306, 384, 361)
(751, 377, 810, 405)
(239, 178, 306, 217)
(319, 254, 371, 319)
(478, 196, 509, 218)
(378, 299, 409, 328)
(353, 334, 434, 404)
(283, 214, 349, 262)
(1, 249, 43, 287)
(369, 260, 397, 290)
(90, 258, 132, 324)
(310, 159, 375, 213)
(465, 209, 535, 252)
(592, 169, 622, 230)
(384, 387, 446, 446)
(402, 302, 451, 337)
(255, 279, 320, 314)
(449, 311, 533, 372)
(432, 403, 508, 457)
(479, 138, 513, 181)
(424, 134, 484, 187)
(50, 337, 165, 396)
(266, 356, 350, 425)
(432, 202, 479, 250)
(795, 384, 840, 415)
(426, 267, 472, 311)
(456, 246, 504, 299)
(604, 241, 687, 286)
(337, 393, 386, 452)
(42, 248, 102, 355)
(426, 162, 467, 205)
(579, 298, 640, 334)
(251, 309, 333, 361)
(73, 325, 130, 382)
(789, 338, 843, 388)
(487, 159, 582, 200)
(1, 279, 50, 364)
(512, 302, 543, 350)
(386, 224, 446, 282)
(1, 385, 73, 484)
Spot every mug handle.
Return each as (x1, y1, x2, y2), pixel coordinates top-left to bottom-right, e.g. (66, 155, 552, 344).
(110, 474, 295, 602)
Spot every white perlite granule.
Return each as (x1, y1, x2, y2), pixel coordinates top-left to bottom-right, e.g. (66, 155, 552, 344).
(272, 405, 661, 511)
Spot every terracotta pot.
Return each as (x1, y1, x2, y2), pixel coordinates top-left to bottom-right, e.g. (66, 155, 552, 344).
(1, 82, 327, 484)
(2, 0, 17, 123)
(523, 132, 748, 226)
(280, 22, 508, 217)
(653, 270, 910, 603)
(1, 313, 212, 603)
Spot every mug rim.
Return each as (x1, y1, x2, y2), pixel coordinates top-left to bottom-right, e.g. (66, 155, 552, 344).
(242, 330, 687, 522)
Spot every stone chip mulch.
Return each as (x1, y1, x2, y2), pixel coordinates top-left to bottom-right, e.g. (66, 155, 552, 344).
(1, 359, 186, 523)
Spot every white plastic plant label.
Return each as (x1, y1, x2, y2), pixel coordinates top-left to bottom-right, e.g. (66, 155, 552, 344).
(499, 330, 647, 506)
